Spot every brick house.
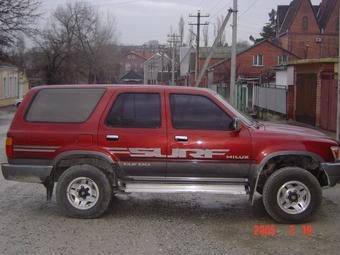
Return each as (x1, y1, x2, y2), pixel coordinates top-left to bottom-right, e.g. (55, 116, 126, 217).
(119, 51, 150, 82)
(283, 58, 338, 131)
(206, 40, 299, 105)
(276, 0, 339, 58)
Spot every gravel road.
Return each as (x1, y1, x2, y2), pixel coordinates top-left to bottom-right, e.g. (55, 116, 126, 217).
(1, 107, 340, 255)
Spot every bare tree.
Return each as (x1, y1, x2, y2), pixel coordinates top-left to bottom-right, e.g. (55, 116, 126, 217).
(214, 15, 226, 47)
(32, 1, 118, 84)
(187, 25, 195, 46)
(0, 0, 40, 56)
(203, 25, 209, 47)
(178, 16, 184, 46)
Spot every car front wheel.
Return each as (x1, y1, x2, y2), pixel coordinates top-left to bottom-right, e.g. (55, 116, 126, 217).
(262, 167, 322, 223)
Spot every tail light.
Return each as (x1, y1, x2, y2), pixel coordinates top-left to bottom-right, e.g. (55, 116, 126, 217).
(5, 137, 13, 159)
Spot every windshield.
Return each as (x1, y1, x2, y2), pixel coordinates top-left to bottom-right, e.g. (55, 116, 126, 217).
(214, 93, 258, 127)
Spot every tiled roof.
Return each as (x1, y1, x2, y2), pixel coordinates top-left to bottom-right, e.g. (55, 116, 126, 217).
(120, 70, 143, 81)
(277, 5, 290, 31)
(278, 0, 320, 34)
(279, 0, 303, 34)
(317, 0, 337, 29)
(208, 39, 299, 70)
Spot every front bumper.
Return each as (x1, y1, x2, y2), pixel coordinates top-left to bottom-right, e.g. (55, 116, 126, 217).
(1, 164, 53, 183)
(322, 161, 340, 186)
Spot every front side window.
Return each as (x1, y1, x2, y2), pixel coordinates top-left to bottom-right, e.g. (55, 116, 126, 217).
(107, 93, 161, 128)
(170, 94, 233, 130)
(26, 88, 105, 123)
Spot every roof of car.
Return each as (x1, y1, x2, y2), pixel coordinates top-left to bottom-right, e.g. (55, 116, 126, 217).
(33, 84, 213, 93)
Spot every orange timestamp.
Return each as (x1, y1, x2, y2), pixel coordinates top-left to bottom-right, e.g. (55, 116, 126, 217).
(253, 224, 313, 237)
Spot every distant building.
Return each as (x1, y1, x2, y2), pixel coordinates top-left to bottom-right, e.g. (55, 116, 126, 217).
(276, 0, 339, 58)
(143, 53, 171, 85)
(120, 70, 144, 84)
(206, 40, 298, 102)
(0, 64, 29, 107)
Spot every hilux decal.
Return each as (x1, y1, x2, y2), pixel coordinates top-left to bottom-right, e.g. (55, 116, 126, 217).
(106, 147, 249, 160)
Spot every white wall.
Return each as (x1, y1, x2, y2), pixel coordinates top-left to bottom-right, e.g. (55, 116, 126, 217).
(275, 66, 294, 87)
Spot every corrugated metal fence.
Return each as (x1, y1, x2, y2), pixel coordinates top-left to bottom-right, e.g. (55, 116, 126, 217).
(254, 85, 287, 114)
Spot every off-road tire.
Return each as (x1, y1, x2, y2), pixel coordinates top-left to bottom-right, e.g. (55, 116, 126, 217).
(56, 164, 112, 218)
(263, 167, 322, 223)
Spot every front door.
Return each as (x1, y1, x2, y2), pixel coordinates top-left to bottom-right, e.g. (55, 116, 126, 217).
(165, 91, 252, 180)
(98, 89, 167, 180)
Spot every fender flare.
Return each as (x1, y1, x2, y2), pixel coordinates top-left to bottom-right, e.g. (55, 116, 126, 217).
(250, 151, 325, 204)
(53, 150, 118, 167)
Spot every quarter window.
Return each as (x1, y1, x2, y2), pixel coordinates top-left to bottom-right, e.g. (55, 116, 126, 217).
(26, 88, 105, 123)
(170, 94, 233, 130)
(107, 93, 161, 128)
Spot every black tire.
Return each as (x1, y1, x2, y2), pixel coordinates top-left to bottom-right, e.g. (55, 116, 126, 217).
(56, 164, 112, 219)
(262, 167, 322, 223)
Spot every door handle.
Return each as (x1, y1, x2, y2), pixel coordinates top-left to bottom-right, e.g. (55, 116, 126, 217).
(106, 134, 119, 141)
(175, 136, 188, 142)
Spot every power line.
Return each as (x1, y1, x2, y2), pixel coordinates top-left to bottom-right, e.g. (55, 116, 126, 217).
(189, 10, 210, 83)
(167, 33, 181, 85)
(239, 0, 260, 17)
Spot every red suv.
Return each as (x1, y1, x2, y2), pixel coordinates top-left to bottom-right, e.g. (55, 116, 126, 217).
(2, 85, 340, 223)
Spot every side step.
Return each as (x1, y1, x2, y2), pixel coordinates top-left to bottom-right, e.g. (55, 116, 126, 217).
(124, 183, 248, 195)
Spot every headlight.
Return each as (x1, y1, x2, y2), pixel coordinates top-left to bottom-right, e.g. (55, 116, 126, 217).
(330, 146, 340, 160)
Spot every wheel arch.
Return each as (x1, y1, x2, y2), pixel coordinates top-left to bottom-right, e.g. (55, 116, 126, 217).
(250, 151, 328, 204)
(52, 150, 120, 182)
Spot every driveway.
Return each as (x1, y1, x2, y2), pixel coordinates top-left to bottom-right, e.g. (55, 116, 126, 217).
(0, 107, 340, 255)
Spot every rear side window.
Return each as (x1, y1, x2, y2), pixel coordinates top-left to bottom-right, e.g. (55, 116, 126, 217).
(107, 93, 161, 128)
(26, 88, 105, 123)
(170, 94, 233, 130)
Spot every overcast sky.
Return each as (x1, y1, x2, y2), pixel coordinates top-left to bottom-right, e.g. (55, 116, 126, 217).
(40, 0, 321, 45)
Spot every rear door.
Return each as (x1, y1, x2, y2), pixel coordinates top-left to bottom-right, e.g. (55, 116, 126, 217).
(98, 88, 167, 180)
(165, 90, 252, 180)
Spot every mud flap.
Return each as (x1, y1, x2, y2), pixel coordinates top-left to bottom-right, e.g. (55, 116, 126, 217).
(43, 176, 55, 201)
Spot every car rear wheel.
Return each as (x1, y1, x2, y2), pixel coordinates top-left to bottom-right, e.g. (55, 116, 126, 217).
(262, 167, 322, 223)
(56, 165, 112, 218)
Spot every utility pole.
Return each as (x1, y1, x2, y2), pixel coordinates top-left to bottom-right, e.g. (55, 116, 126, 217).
(189, 10, 209, 84)
(195, 9, 233, 87)
(168, 33, 181, 85)
(230, 0, 238, 105)
(337, 7, 340, 140)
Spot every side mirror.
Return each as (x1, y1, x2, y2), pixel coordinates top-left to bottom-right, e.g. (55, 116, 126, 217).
(233, 117, 241, 132)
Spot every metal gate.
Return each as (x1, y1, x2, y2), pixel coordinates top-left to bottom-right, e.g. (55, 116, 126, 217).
(296, 74, 317, 125)
(320, 77, 337, 131)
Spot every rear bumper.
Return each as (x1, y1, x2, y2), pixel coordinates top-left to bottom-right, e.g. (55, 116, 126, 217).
(1, 163, 52, 183)
(322, 161, 340, 186)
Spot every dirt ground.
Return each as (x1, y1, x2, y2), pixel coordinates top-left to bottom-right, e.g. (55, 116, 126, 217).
(1, 106, 340, 255)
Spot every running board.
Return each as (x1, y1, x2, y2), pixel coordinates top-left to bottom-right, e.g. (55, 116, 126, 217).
(124, 183, 248, 195)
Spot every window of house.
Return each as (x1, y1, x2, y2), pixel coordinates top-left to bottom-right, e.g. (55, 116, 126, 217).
(26, 88, 105, 123)
(303, 16, 308, 31)
(107, 93, 161, 128)
(278, 55, 288, 65)
(170, 94, 233, 131)
(3, 77, 9, 98)
(253, 54, 263, 66)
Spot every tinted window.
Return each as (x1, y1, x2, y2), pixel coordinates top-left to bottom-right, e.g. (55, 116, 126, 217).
(26, 88, 105, 123)
(170, 94, 233, 130)
(107, 93, 161, 128)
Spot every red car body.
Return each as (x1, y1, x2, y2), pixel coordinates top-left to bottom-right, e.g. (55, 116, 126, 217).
(2, 84, 340, 221)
